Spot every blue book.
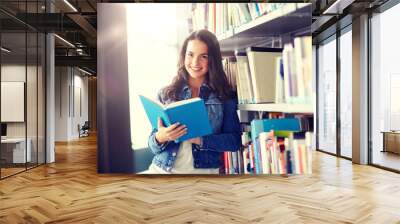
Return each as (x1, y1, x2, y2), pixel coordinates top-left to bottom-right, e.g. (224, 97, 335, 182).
(250, 118, 300, 174)
(251, 118, 300, 140)
(139, 95, 212, 143)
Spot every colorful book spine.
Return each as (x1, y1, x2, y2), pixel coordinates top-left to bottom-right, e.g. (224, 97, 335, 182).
(245, 121, 313, 175)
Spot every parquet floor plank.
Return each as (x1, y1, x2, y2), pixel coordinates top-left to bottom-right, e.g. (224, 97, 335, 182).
(1, 134, 400, 223)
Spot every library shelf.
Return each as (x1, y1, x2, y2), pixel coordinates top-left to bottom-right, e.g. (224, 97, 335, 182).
(238, 103, 313, 114)
(217, 3, 312, 51)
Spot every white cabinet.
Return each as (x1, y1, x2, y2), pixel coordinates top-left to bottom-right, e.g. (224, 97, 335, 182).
(1, 138, 32, 163)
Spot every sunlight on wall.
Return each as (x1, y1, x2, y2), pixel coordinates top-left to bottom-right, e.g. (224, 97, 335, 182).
(126, 4, 190, 149)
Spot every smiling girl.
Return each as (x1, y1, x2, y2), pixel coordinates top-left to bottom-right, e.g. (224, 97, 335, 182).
(143, 29, 241, 174)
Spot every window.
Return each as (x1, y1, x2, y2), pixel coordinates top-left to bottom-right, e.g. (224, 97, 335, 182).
(371, 2, 400, 171)
(0, 2, 46, 179)
(126, 4, 191, 149)
(317, 35, 337, 155)
(339, 27, 352, 158)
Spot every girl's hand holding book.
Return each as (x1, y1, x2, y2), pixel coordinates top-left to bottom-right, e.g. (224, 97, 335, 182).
(155, 118, 187, 144)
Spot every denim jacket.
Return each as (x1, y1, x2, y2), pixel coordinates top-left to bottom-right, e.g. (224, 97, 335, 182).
(147, 82, 241, 172)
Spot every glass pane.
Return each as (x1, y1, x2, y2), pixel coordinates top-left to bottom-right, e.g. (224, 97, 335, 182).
(371, 4, 400, 171)
(38, 33, 45, 165)
(1, 30, 27, 177)
(27, 31, 38, 169)
(317, 36, 337, 154)
(38, 1, 46, 14)
(26, 0, 39, 170)
(339, 28, 352, 158)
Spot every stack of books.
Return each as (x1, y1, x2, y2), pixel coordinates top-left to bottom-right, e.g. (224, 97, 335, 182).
(222, 36, 312, 105)
(190, 3, 294, 35)
(222, 118, 314, 175)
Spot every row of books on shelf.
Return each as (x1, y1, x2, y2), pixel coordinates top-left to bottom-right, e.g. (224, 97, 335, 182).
(222, 36, 312, 105)
(190, 3, 300, 36)
(222, 118, 313, 175)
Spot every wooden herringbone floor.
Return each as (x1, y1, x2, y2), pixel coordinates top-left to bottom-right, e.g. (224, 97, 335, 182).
(1, 134, 400, 224)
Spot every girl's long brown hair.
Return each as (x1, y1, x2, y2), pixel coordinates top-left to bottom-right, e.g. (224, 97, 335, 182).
(163, 29, 231, 102)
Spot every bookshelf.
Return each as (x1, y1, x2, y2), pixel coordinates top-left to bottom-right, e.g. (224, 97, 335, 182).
(227, 4, 312, 175)
(217, 3, 313, 115)
(190, 3, 313, 175)
(238, 103, 313, 114)
(217, 3, 311, 51)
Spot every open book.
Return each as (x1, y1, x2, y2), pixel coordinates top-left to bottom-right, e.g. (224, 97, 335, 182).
(139, 95, 212, 143)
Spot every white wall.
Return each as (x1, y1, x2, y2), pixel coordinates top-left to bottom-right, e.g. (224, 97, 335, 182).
(1, 65, 34, 137)
(55, 66, 89, 141)
(55, 66, 68, 141)
(72, 73, 89, 138)
(1, 65, 26, 142)
(1, 65, 26, 127)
